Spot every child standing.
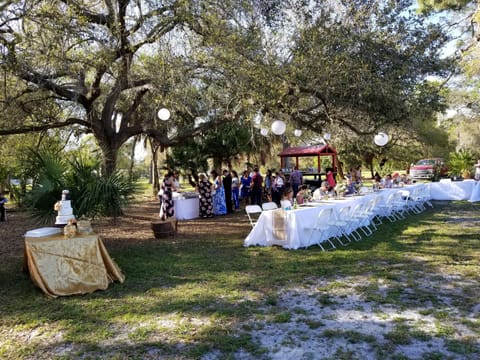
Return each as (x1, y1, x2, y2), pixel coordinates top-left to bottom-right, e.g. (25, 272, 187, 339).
(0, 192, 8, 221)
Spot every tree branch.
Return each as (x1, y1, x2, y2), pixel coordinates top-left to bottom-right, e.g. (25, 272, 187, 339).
(0, 118, 90, 136)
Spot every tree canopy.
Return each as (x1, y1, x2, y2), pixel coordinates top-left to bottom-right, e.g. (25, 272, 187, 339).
(0, 0, 455, 180)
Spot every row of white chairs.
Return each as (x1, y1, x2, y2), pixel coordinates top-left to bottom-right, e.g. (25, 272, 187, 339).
(305, 185, 433, 251)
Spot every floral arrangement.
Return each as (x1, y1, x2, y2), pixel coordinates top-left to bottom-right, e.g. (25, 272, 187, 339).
(302, 188, 313, 202)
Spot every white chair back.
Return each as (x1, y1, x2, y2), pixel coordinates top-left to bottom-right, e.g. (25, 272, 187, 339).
(262, 202, 278, 211)
(245, 205, 263, 228)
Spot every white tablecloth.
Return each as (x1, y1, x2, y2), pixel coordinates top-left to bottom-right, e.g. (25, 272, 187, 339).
(429, 179, 475, 201)
(174, 197, 199, 220)
(469, 181, 480, 202)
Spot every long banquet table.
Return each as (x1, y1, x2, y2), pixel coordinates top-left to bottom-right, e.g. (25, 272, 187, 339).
(244, 180, 480, 249)
(24, 232, 125, 297)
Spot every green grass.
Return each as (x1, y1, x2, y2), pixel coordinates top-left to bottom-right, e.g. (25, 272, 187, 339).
(1, 201, 480, 359)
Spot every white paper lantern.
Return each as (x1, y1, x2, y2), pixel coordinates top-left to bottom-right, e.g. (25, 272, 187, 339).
(294, 129, 302, 137)
(374, 132, 389, 146)
(157, 108, 171, 121)
(253, 112, 263, 124)
(271, 120, 286, 135)
(260, 128, 269, 136)
(323, 133, 331, 140)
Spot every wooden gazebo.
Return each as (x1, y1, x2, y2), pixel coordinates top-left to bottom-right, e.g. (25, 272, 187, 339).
(278, 144, 338, 175)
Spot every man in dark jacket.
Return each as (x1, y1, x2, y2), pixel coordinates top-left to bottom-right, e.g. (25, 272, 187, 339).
(223, 169, 233, 214)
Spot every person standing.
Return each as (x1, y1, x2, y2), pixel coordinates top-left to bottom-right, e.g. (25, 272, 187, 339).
(264, 169, 273, 202)
(290, 166, 303, 199)
(0, 192, 8, 221)
(231, 170, 240, 210)
(223, 169, 233, 214)
(211, 170, 227, 215)
(250, 167, 263, 206)
(326, 167, 336, 189)
(173, 170, 181, 190)
(240, 170, 251, 206)
(354, 165, 363, 185)
(272, 170, 285, 207)
(475, 160, 480, 181)
(196, 173, 213, 218)
(160, 170, 176, 221)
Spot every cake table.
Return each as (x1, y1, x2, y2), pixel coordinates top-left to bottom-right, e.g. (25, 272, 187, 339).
(23, 230, 125, 297)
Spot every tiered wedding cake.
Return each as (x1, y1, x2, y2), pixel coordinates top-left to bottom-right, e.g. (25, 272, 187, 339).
(54, 190, 76, 225)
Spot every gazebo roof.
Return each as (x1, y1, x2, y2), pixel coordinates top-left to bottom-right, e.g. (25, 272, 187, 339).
(278, 144, 337, 157)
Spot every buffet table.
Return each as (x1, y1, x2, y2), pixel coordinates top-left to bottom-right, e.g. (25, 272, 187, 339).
(24, 232, 125, 297)
(430, 179, 476, 201)
(173, 192, 199, 220)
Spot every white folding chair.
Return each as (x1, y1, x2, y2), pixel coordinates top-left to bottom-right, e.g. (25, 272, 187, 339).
(262, 202, 278, 211)
(305, 207, 336, 251)
(328, 206, 356, 246)
(377, 192, 400, 222)
(403, 187, 424, 214)
(337, 205, 363, 241)
(349, 202, 375, 237)
(245, 205, 262, 228)
(390, 191, 408, 220)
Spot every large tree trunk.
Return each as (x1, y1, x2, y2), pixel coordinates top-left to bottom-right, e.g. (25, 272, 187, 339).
(148, 137, 162, 194)
(99, 142, 120, 177)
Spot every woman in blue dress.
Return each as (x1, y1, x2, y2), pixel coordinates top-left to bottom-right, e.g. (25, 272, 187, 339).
(240, 170, 251, 206)
(210, 170, 227, 215)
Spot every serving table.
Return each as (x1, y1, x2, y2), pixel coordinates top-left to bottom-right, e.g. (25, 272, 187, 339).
(430, 179, 476, 201)
(173, 192, 199, 220)
(23, 232, 125, 297)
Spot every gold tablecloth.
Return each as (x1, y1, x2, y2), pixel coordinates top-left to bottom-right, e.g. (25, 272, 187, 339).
(24, 233, 125, 298)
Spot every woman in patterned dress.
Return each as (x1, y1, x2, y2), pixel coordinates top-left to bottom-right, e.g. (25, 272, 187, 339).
(196, 173, 213, 218)
(211, 170, 227, 215)
(160, 170, 176, 220)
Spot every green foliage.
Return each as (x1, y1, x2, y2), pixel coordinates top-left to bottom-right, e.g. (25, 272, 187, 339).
(417, 0, 472, 14)
(25, 147, 135, 223)
(447, 149, 475, 177)
(78, 170, 136, 218)
(168, 121, 252, 172)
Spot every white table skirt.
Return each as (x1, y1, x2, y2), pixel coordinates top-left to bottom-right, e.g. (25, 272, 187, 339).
(469, 181, 480, 202)
(429, 179, 475, 201)
(174, 197, 199, 220)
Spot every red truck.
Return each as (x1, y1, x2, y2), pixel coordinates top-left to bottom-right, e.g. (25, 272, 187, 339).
(409, 158, 448, 181)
